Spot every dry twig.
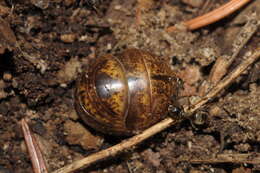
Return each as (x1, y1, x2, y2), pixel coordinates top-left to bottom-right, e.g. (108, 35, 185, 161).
(199, 12, 259, 95)
(166, 0, 252, 32)
(21, 119, 48, 173)
(52, 118, 179, 173)
(186, 48, 260, 113)
(210, 12, 258, 82)
(173, 153, 260, 164)
(52, 48, 260, 173)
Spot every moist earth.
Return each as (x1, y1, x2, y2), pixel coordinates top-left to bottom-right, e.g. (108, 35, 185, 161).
(0, 0, 259, 172)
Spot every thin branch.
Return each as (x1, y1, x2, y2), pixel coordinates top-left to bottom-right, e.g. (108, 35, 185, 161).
(52, 118, 179, 173)
(166, 0, 252, 32)
(200, 12, 259, 95)
(185, 48, 260, 113)
(52, 48, 260, 173)
(212, 12, 258, 82)
(172, 153, 260, 165)
(21, 119, 48, 173)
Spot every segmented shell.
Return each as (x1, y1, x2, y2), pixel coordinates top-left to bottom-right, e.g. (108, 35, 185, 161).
(75, 49, 178, 135)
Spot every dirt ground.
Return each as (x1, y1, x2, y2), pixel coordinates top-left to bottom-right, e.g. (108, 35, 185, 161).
(0, 0, 260, 172)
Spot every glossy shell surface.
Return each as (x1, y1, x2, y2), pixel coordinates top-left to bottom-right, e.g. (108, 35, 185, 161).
(75, 49, 178, 135)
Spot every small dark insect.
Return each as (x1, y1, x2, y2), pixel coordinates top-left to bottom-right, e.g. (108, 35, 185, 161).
(190, 110, 208, 129)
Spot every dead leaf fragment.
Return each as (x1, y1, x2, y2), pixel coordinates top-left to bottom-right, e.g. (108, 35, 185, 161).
(64, 120, 103, 150)
(178, 65, 202, 85)
(0, 17, 17, 52)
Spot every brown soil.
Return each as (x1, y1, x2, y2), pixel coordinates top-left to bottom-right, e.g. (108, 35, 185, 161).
(0, 0, 259, 173)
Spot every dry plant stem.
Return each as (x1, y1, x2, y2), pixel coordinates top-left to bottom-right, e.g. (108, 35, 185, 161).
(173, 153, 260, 164)
(210, 12, 258, 83)
(21, 119, 48, 173)
(198, 0, 212, 15)
(52, 118, 179, 173)
(166, 0, 252, 32)
(52, 49, 260, 173)
(227, 13, 258, 66)
(186, 48, 260, 113)
(202, 13, 258, 94)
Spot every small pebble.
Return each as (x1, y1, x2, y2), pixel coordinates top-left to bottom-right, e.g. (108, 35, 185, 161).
(209, 105, 222, 116)
(60, 33, 77, 43)
(3, 72, 12, 81)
